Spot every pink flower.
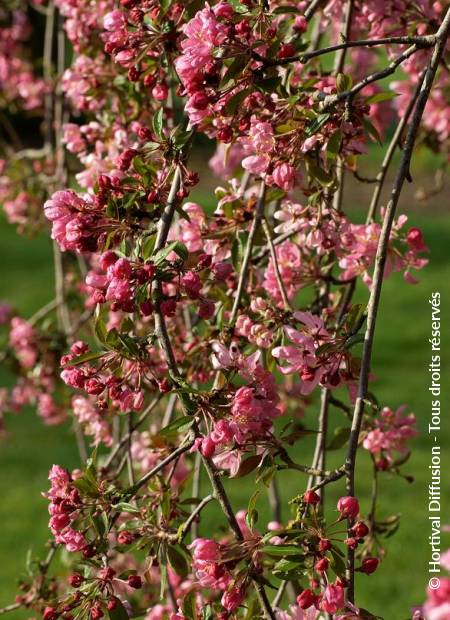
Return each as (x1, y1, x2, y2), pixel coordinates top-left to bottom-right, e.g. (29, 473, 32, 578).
(60, 527, 87, 552)
(221, 587, 245, 611)
(182, 271, 202, 299)
(175, 8, 227, 90)
(320, 584, 345, 614)
(103, 10, 126, 32)
(240, 118, 275, 175)
(272, 163, 296, 191)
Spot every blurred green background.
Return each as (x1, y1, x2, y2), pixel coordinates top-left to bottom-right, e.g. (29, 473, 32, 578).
(0, 145, 448, 619)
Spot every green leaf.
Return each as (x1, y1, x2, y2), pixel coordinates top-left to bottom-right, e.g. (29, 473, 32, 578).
(153, 241, 188, 265)
(159, 415, 195, 437)
(365, 91, 398, 105)
(246, 490, 260, 530)
(202, 606, 213, 620)
(327, 426, 351, 450)
(182, 590, 198, 619)
(326, 129, 342, 160)
(256, 76, 282, 93)
(345, 333, 365, 349)
(345, 303, 366, 334)
(112, 502, 141, 514)
(262, 544, 303, 557)
(222, 88, 251, 116)
(72, 476, 99, 498)
(141, 235, 156, 260)
(220, 55, 249, 90)
(68, 351, 104, 366)
(306, 113, 330, 136)
(108, 598, 130, 620)
(152, 107, 164, 140)
(330, 548, 346, 578)
(168, 544, 189, 578)
(362, 117, 382, 144)
(231, 233, 245, 271)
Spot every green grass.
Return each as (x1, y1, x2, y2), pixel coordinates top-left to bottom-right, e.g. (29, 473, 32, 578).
(0, 192, 448, 618)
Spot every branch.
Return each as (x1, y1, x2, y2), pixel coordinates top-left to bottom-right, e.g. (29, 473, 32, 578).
(345, 8, 450, 601)
(104, 397, 161, 469)
(321, 44, 420, 110)
(151, 173, 276, 620)
(261, 217, 291, 311)
(129, 435, 195, 494)
(256, 35, 435, 68)
(179, 494, 215, 541)
(366, 68, 428, 223)
(229, 182, 266, 326)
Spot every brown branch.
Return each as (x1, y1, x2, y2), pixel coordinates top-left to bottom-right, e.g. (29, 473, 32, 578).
(345, 8, 450, 601)
(179, 494, 215, 541)
(150, 172, 276, 620)
(229, 182, 266, 326)
(257, 35, 435, 67)
(321, 44, 421, 111)
(261, 217, 291, 310)
(366, 68, 428, 222)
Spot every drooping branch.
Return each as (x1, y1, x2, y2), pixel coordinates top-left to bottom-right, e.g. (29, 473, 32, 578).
(345, 7, 450, 601)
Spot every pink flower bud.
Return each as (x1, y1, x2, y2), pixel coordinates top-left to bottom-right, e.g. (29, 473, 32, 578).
(201, 437, 216, 458)
(212, 261, 233, 281)
(221, 587, 245, 611)
(353, 521, 369, 538)
(161, 298, 177, 317)
(358, 557, 379, 574)
(272, 162, 296, 191)
(198, 299, 215, 320)
(407, 227, 427, 251)
(127, 574, 142, 589)
(152, 83, 168, 101)
(319, 538, 332, 552)
(304, 489, 320, 505)
(182, 271, 202, 299)
(296, 589, 317, 609)
(315, 557, 329, 573)
(337, 496, 360, 520)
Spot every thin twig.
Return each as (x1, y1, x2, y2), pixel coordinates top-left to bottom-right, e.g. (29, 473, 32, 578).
(366, 68, 428, 222)
(104, 397, 161, 469)
(179, 494, 215, 541)
(262, 218, 291, 311)
(229, 182, 266, 326)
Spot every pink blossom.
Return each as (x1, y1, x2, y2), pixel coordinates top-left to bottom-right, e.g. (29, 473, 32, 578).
(320, 584, 345, 614)
(271, 163, 296, 191)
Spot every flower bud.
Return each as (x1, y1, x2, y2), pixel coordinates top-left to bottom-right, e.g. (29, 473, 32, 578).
(127, 574, 142, 589)
(278, 43, 296, 59)
(358, 557, 379, 575)
(303, 489, 320, 505)
(117, 530, 134, 545)
(353, 521, 369, 538)
(315, 557, 329, 573)
(337, 496, 359, 520)
(344, 537, 359, 550)
(296, 588, 317, 609)
(319, 538, 332, 552)
(68, 573, 84, 588)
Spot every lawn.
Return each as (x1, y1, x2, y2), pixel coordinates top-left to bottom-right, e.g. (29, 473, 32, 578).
(0, 171, 448, 618)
